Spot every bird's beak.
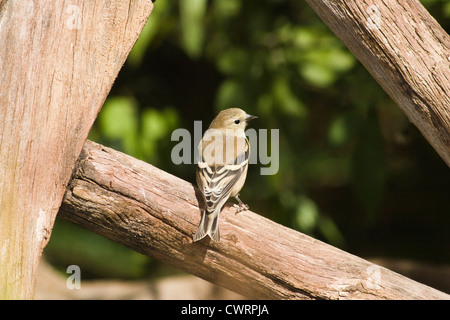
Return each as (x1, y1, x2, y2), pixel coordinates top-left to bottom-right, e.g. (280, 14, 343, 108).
(245, 114, 258, 122)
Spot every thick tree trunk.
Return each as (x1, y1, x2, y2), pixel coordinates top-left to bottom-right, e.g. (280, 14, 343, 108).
(304, 0, 450, 165)
(59, 140, 449, 300)
(0, 1, 153, 299)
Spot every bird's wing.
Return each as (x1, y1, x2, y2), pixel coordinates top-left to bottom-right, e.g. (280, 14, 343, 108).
(197, 136, 249, 213)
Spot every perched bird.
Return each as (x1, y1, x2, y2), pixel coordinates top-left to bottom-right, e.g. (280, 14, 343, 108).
(194, 108, 257, 242)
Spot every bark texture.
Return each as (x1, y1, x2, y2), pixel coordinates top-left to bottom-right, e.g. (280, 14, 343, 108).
(0, 0, 153, 298)
(59, 140, 450, 300)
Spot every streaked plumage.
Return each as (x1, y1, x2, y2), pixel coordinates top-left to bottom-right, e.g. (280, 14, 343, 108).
(193, 108, 256, 242)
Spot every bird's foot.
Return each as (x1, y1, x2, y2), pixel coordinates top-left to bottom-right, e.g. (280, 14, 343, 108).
(233, 203, 249, 213)
(233, 194, 249, 213)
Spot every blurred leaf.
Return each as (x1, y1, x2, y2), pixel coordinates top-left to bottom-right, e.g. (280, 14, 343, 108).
(217, 48, 250, 76)
(143, 109, 168, 140)
(141, 107, 180, 160)
(293, 194, 345, 247)
(257, 93, 274, 116)
(180, 0, 207, 58)
(317, 215, 346, 248)
(295, 195, 319, 234)
(445, 3, 450, 17)
(293, 27, 317, 48)
(300, 49, 355, 87)
(213, 0, 241, 18)
(216, 79, 250, 108)
(326, 49, 355, 72)
(272, 75, 307, 117)
(300, 63, 336, 87)
(99, 96, 138, 155)
(328, 112, 359, 147)
(328, 115, 349, 146)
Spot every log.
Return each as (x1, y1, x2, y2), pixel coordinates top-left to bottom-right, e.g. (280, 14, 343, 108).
(304, 0, 450, 166)
(59, 140, 450, 300)
(0, 1, 153, 299)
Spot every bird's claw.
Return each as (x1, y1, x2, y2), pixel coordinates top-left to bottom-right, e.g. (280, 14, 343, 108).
(233, 203, 249, 213)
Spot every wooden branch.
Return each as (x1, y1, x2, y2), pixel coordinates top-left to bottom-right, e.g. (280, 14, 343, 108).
(59, 140, 450, 300)
(0, 1, 153, 299)
(304, 0, 450, 166)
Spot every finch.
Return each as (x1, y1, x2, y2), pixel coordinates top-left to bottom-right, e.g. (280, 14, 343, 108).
(193, 108, 257, 242)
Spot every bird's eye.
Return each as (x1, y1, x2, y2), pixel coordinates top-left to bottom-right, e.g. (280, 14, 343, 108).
(234, 119, 240, 124)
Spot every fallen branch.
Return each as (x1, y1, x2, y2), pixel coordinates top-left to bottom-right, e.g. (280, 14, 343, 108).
(58, 140, 449, 300)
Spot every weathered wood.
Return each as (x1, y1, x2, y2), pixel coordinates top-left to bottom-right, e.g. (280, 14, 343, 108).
(59, 140, 450, 300)
(0, 1, 153, 299)
(304, 0, 450, 166)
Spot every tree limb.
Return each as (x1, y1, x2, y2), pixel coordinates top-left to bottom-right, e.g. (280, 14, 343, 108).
(304, 0, 450, 166)
(58, 140, 450, 300)
(0, 0, 153, 299)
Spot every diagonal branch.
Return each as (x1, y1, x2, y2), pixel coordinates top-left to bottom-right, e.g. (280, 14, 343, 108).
(58, 140, 449, 300)
(304, 0, 450, 166)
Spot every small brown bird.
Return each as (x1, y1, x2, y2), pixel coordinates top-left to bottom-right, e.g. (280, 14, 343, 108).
(193, 108, 257, 242)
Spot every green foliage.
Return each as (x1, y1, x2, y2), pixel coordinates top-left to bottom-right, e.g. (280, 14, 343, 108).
(47, 0, 450, 278)
(46, 220, 150, 279)
(180, 0, 207, 58)
(89, 96, 179, 163)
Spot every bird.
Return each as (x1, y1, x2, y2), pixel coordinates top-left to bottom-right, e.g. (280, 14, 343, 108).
(193, 108, 257, 242)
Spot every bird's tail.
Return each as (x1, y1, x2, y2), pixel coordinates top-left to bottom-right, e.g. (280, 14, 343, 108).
(193, 209, 220, 242)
